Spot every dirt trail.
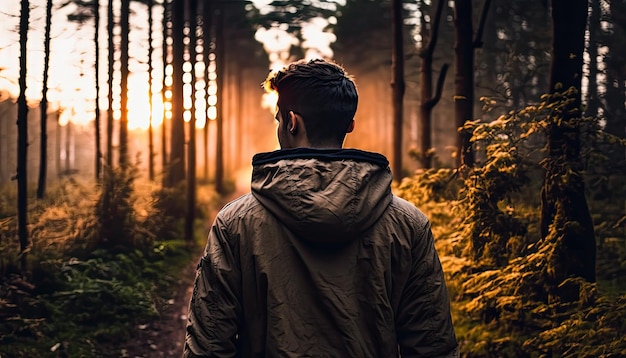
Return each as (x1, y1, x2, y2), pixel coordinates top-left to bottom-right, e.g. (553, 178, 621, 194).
(119, 261, 196, 358)
(120, 190, 247, 358)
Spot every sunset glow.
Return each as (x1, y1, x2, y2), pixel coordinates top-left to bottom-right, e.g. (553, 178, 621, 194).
(0, 0, 347, 131)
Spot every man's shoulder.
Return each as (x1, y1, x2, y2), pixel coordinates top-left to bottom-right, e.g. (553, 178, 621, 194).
(212, 193, 278, 238)
(217, 193, 260, 220)
(388, 195, 429, 226)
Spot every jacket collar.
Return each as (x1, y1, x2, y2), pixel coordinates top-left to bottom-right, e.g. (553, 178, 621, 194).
(252, 148, 389, 168)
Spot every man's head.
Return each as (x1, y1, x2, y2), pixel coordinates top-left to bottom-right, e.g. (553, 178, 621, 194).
(263, 59, 358, 149)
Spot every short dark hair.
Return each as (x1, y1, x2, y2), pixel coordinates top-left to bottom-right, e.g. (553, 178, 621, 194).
(263, 59, 358, 146)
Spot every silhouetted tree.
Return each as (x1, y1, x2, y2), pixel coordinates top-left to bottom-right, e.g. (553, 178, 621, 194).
(107, 0, 114, 166)
(64, 121, 71, 172)
(161, 0, 169, 185)
(215, 5, 224, 193)
(95, 0, 102, 181)
(202, 0, 212, 181)
(119, 0, 130, 167)
(584, 0, 600, 121)
(418, 0, 448, 169)
(453, 0, 490, 168)
(391, 0, 405, 181)
(604, 0, 626, 164)
(37, 0, 53, 198)
(63, 0, 104, 179)
(541, 0, 596, 298)
(168, 0, 185, 185)
(186, 0, 198, 242)
(147, 0, 155, 181)
(453, 0, 474, 168)
(17, 0, 30, 270)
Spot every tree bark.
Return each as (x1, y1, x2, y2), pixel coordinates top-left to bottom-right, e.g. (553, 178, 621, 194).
(107, 0, 114, 167)
(38, 0, 52, 198)
(215, 6, 224, 193)
(452, 0, 491, 168)
(585, 0, 600, 121)
(148, 0, 155, 181)
(119, 0, 130, 167)
(453, 0, 475, 168)
(391, 0, 405, 181)
(56, 109, 61, 177)
(202, 0, 212, 181)
(169, 0, 186, 185)
(418, 0, 447, 169)
(541, 0, 596, 295)
(95, 0, 101, 181)
(186, 0, 199, 242)
(65, 122, 71, 172)
(17, 0, 30, 270)
(161, 0, 169, 186)
(604, 0, 626, 164)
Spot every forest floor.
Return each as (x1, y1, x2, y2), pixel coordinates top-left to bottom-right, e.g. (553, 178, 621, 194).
(119, 260, 196, 358)
(120, 188, 247, 358)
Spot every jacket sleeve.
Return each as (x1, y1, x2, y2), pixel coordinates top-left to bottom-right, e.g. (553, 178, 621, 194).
(184, 215, 242, 358)
(396, 221, 459, 358)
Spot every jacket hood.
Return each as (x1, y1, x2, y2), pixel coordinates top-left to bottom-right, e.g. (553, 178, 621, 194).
(251, 148, 393, 245)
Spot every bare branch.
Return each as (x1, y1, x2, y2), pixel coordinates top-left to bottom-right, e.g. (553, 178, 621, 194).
(426, 0, 446, 55)
(473, 0, 492, 48)
(426, 63, 449, 109)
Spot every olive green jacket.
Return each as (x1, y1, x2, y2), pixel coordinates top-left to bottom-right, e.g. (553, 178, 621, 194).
(184, 148, 458, 357)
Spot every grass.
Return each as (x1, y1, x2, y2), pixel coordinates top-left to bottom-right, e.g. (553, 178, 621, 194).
(1, 159, 624, 357)
(397, 169, 626, 357)
(0, 175, 218, 357)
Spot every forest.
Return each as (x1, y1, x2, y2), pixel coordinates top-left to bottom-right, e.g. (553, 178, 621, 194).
(1, 0, 625, 356)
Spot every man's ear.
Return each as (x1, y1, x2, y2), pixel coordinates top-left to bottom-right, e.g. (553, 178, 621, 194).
(288, 111, 298, 134)
(346, 120, 355, 133)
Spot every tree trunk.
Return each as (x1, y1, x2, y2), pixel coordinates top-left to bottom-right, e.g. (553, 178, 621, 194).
(95, 0, 101, 181)
(186, 0, 198, 242)
(584, 0, 600, 121)
(168, 0, 186, 186)
(107, 0, 114, 167)
(148, 0, 155, 181)
(65, 122, 71, 172)
(37, 0, 52, 198)
(604, 0, 626, 164)
(236, 61, 243, 167)
(161, 0, 169, 186)
(202, 0, 212, 181)
(453, 0, 474, 168)
(0, 106, 7, 183)
(119, 0, 130, 167)
(17, 0, 30, 271)
(583, 0, 606, 197)
(215, 6, 224, 193)
(391, 0, 405, 181)
(418, 0, 447, 169)
(56, 109, 61, 177)
(541, 0, 596, 298)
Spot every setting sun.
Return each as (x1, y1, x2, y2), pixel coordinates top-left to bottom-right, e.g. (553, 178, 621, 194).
(0, 0, 342, 133)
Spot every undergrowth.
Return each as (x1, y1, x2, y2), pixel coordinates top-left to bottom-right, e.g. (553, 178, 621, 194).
(0, 165, 217, 357)
(396, 94, 626, 357)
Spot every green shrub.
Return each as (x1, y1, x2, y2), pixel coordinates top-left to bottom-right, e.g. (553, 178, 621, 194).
(0, 170, 201, 356)
(397, 94, 626, 357)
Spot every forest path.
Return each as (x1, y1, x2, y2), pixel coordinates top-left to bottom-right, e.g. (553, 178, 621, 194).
(120, 189, 247, 358)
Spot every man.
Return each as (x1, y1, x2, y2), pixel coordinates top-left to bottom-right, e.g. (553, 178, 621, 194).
(184, 59, 458, 357)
